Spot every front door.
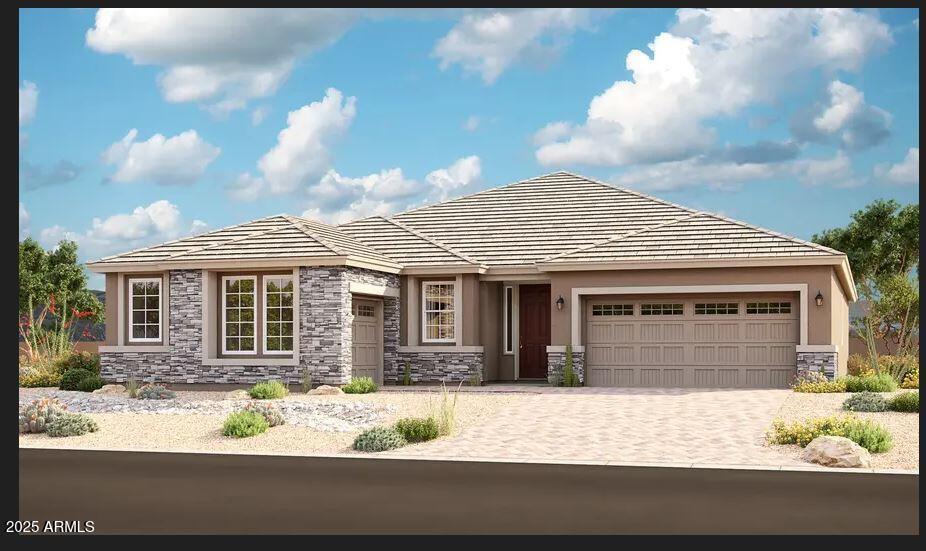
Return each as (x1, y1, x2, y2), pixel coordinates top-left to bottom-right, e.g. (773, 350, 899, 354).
(519, 284, 551, 379)
(351, 298, 383, 384)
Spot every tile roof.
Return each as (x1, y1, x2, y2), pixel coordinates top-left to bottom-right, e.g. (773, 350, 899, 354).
(338, 216, 482, 268)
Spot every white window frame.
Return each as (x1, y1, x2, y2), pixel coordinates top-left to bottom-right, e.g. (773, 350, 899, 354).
(262, 274, 295, 356)
(222, 275, 257, 355)
(503, 285, 514, 354)
(127, 277, 162, 343)
(421, 280, 456, 343)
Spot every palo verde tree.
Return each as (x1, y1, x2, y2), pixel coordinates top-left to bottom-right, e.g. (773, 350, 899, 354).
(813, 200, 919, 359)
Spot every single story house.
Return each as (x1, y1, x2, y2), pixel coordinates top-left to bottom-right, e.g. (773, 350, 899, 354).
(88, 172, 856, 388)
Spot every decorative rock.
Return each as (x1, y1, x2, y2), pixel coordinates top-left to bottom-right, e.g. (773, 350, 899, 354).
(93, 384, 126, 395)
(225, 390, 251, 400)
(307, 385, 343, 395)
(802, 436, 872, 468)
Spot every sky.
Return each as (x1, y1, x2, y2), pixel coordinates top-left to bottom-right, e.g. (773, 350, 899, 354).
(19, 8, 920, 289)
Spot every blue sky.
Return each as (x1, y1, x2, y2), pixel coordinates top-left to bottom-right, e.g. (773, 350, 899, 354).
(19, 9, 919, 289)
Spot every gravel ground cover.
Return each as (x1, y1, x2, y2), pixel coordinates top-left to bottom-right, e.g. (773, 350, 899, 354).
(769, 390, 919, 470)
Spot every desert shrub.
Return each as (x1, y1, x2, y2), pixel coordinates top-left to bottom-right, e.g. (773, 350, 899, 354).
(792, 372, 846, 393)
(76, 374, 104, 392)
(59, 368, 94, 391)
(19, 398, 68, 433)
(240, 402, 285, 427)
(394, 417, 439, 443)
(901, 369, 919, 389)
(402, 361, 412, 386)
(136, 383, 176, 400)
(428, 381, 461, 436)
(222, 411, 269, 438)
(301, 368, 312, 394)
(46, 413, 99, 437)
(19, 366, 61, 388)
(842, 392, 887, 412)
(768, 415, 892, 453)
(561, 344, 580, 387)
(248, 380, 289, 400)
(878, 355, 919, 385)
(887, 392, 919, 413)
(352, 426, 407, 452)
(847, 353, 870, 376)
(342, 377, 377, 394)
(126, 377, 139, 398)
(844, 373, 898, 393)
(53, 351, 101, 376)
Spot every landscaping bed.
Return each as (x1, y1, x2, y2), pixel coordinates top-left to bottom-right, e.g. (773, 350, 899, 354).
(769, 391, 919, 470)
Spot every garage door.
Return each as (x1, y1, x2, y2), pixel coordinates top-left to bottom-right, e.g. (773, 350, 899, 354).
(585, 295, 798, 388)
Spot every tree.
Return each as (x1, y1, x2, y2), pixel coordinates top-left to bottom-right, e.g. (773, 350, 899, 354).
(18, 238, 103, 322)
(813, 200, 919, 358)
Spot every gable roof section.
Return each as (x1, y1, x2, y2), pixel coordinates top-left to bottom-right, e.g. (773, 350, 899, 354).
(338, 216, 483, 269)
(389, 172, 696, 266)
(87, 215, 401, 273)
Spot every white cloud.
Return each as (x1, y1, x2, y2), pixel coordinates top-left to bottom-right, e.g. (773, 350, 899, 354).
(19, 81, 38, 126)
(875, 147, 919, 185)
(793, 80, 892, 150)
(230, 88, 356, 199)
(102, 128, 220, 185)
(792, 151, 860, 188)
(434, 8, 595, 84)
(462, 115, 481, 132)
(424, 155, 482, 201)
(39, 200, 208, 261)
(226, 173, 266, 202)
(19, 203, 30, 239)
(535, 8, 892, 167)
(86, 8, 360, 114)
(251, 105, 270, 126)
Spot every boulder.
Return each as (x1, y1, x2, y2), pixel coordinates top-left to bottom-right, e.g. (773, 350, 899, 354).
(802, 436, 872, 468)
(93, 384, 126, 395)
(225, 389, 251, 400)
(307, 385, 343, 396)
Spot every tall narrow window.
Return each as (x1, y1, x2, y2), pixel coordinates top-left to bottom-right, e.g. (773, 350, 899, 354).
(264, 275, 294, 354)
(504, 286, 513, 353)
(422, 282, 455, 343)
(223, 276, 256, 354)
(128, 277, 161, 342)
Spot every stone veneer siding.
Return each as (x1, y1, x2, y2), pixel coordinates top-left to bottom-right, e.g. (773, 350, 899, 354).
(547, 349, 585, 385)
(101, 267, 399, 385)
(396, 351, 484, 384)
(796, 351, 838, 380)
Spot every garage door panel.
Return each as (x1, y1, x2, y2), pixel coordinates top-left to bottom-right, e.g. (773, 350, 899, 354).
(586, 295, 798, 388)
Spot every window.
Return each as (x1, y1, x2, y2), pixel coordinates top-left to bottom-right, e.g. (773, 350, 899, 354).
(504, 286, 513, 353)
(128, 277, 161, 342)
(422, 282, 455, 342)
(746, 301, 791, 314)
(695, 302, 739, 315)
(353, 303, 375, 317)
(640, 303, 683, 316)
(592, 304, 633, 316)
(264, 276, 294, 354)
(223, 276, 256, 354)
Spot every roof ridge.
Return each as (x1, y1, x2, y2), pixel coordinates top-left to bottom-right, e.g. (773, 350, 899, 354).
(694, 211, 844, 256)
(162, 222, 293, 260)
(538, 212, 703, 263)
(283, 215, 347, 256)
(381, 216, 482, 266)
(89, 214, 288, 264)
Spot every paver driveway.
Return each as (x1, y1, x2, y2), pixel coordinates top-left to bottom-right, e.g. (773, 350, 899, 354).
(390, 387, 801, 466)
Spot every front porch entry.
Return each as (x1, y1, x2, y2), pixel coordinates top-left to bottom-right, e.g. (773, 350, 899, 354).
(518, 284, 551, 379)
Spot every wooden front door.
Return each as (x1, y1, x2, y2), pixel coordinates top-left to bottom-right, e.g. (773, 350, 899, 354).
(519, 284, 551, 379)
(351, 298, 383, 385)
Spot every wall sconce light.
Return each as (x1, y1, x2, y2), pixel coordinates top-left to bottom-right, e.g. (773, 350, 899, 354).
(555, 295, 565, 310)
(815, 291, 824, 307)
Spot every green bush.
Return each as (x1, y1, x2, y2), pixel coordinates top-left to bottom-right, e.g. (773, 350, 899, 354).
(402, 361, 412, 386)
(76, 374, 104, 392)
(768, 415, 893, 453)
(842, 392, 887, 412)
(19, 367, 61, 388)
(248, 380, 289, 400)
(878, 355, 919, 385)
(792, 378, 847, 393)
(887, 392, 919, 413)
(352, 426, 407, 452)
(53, 351, 101, 376)
(394, 417, 439, 443)
(844, 373, 898, 393)
(222, 411, 269, 438)
(342, 377, 377, 394)
(136, 383, 176, 400)
(240, 402, 285, 427)
(46, 413, 99, 437)
(59, 368, 94, 391)
(561, 344, 580, 387)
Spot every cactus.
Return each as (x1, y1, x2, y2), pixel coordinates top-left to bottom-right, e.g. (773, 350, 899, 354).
(19, 398, 68, 434)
